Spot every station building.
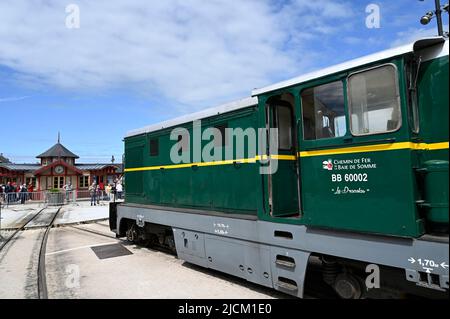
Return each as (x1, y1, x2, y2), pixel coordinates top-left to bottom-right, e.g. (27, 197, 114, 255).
(0, 139, 122, 191)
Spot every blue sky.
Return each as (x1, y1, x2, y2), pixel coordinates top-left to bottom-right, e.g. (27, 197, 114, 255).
(0, 0, 448, 163)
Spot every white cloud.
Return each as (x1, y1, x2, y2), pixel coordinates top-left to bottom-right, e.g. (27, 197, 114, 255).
(0, 95, 30, 103)
(0, 0, 355, 110)
(391, 25, 449, 47)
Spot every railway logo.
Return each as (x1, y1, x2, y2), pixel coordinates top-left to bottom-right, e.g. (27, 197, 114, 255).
(323, 159, 333, 171)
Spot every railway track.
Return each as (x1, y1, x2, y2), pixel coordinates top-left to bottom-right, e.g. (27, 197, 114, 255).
(69, 224, 117, 239)
(0, 205, 61, 299)
(0, 207, 46, 251)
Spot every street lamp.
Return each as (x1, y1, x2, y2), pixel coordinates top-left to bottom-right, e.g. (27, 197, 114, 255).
(420, 11, 435, 25)
(419, 0, 448, 36)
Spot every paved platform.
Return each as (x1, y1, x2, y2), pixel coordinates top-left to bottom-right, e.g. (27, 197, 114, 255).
(0, 204, 42, 229)
(1, 201, 111, 230)
(55, 201, 110, 225)
(45, 222, 284, 299)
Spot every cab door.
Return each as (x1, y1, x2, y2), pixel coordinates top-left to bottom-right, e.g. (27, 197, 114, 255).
(297, 63, 423, 237)
(267, 98, 300, 217)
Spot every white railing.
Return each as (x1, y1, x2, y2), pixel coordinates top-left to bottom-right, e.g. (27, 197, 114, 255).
(0, 189, 124, 207)
(0, 191, 47, 206)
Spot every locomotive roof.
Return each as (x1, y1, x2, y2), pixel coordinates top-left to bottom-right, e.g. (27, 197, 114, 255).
(252, 37, 448, 96)
(126, 96, 258, 138)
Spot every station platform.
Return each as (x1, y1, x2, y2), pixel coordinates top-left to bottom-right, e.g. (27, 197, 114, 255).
(0, 201, 112, 230)
(55, 201, 109, 225)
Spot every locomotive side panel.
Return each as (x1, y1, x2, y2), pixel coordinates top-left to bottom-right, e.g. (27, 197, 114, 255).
(124, 106, 260, 215)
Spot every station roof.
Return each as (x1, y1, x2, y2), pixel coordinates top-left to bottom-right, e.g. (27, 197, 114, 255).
(0, 163, 123, 173)
(36, 142, 79, 159)
(0, 163, 40, 172)
(76, 164, 123, 172)
(0, 153, 11, 163)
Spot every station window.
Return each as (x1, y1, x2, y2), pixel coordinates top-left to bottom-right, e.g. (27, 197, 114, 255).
(149, 138, 159, 156)
(53, 176, 64, 189)
(25, 177, 37, 188)
(79, 176, 89, 188)
(348, 65, 401, 135)
(301, 81, 346, 140)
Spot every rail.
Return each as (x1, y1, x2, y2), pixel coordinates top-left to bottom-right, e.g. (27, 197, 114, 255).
(38, 206, 61, 299)
(0, 205, 61, 299)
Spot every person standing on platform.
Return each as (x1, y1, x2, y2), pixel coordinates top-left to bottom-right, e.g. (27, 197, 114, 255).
(63, 182, 73, 202)
(96, 183, 101, 205)
(105, 183, 112, 201)
(89, 182, 97, 206)
(27, 183, 34, 200)
(116, 182, 123, 200)
(20, 184, 27, 204)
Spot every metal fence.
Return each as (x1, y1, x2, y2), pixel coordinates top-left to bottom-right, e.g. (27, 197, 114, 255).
(0, 190, 124, 207)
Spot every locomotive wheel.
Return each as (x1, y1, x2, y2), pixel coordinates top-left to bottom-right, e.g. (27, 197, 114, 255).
(333, 273, 362, 299)
(126, 223, 138, 243)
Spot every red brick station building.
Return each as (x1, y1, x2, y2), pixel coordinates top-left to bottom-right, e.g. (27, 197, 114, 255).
(0, 139, 122, 191)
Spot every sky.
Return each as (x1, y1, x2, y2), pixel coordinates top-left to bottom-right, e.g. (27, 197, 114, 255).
(0, 0, 448, 163)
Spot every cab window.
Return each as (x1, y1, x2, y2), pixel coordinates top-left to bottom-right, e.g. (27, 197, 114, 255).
(301, 81, 346, 140)
(348, 64, 401, 135)
(276, 105, 293, 149)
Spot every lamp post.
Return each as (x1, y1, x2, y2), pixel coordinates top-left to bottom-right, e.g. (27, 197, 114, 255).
(435, 0, 444, 36)
(420, 0, 449, 37)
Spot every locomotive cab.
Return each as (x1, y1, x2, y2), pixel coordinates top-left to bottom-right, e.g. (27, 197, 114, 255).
(255, 37, 449, 239)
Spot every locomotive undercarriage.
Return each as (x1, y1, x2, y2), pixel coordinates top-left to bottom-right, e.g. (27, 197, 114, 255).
(117, 211, 448, 299)
(124, 221, 176, 254)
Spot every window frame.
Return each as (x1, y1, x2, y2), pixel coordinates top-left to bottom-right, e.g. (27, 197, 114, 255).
(53, 176, 64, 189)
(79, 176, 89, 188)
(268, 101, 294, 151)
(276, 104, 294, 151)
(300, 79, 347, 141)
(347, 63, 402, 137)
(405, 57, 421, 134)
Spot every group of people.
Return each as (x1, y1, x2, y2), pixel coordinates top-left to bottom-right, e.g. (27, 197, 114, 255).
(0, 179, 124, 206)
(0, 182, 34, 204)
(88, 180, 123, 206)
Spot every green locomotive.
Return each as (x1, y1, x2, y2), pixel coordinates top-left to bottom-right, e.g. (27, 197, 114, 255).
(110, 37, 449, 298)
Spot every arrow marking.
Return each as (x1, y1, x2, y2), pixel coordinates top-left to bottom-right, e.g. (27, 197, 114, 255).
(424, 267, 433, 274)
